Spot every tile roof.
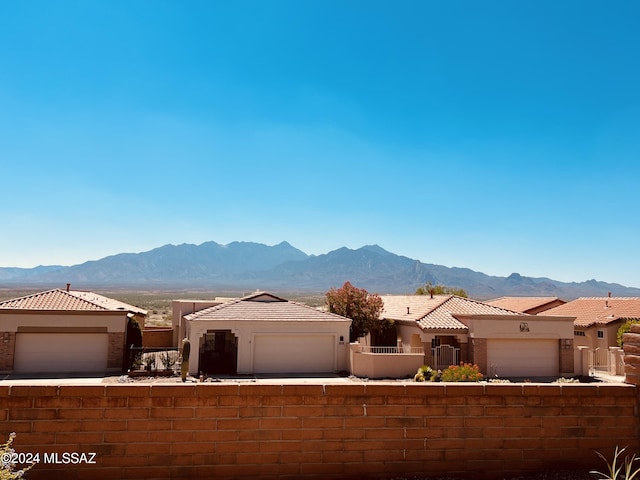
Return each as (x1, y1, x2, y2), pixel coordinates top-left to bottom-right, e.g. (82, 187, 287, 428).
(0, 289, 110, 311)
(380, 295, 524, 332)
(544, 297, 640, 328)
(185, 292, 351, 323)
(68, 290, 148, 315)
(486, 296, 563, 313)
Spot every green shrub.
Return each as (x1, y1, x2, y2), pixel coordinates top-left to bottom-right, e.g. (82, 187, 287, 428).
(413, 365, 441, 382)
(441, 362, 484, 382)
(618, 320, 640, 347)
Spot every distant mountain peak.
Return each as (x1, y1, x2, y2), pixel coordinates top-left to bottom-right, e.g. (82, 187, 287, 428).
(0, 240, 638, 299)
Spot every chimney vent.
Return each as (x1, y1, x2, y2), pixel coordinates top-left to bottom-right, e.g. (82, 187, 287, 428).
(66, 283, 70, 292)
(608, 292, 612, 298)
(406, 307, 410, 314)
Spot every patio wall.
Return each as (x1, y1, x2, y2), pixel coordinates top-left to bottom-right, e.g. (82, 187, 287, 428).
(1, 381, 638, 480)
(349, 343, 424, 379)
(142, 327, 174, 348)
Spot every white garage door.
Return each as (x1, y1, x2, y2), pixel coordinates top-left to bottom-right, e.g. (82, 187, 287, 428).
(487, 339, 558, 378)
(252, 334, 335, 373)
(14, 333, 108, 374)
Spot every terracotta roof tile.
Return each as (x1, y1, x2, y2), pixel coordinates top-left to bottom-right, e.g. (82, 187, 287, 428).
(0, 289, 109, 311)
(380, 295, 524, 332)
(68, 290, 148, 315)
(544, 297, 640, 327)
(486, 296, 563, 313)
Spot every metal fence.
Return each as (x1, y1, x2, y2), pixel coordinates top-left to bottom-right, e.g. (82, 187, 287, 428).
(433, 345, 460, 371)
(129, 346, 180, 373)
(358, 345, 424, 354)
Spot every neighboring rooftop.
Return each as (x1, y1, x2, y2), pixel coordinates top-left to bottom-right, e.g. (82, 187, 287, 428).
(0, 289, 109, 311)
(544, 297, 640, 328)
(380, 294, 524, 332)
(486, 296, 565, 314)
(185, 292, 351, 323)
(0, 288, 146, 314)
(68, 290, 148, 315)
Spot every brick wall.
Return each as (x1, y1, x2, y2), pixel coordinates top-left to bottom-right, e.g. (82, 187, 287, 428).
(0, 331, 15, 372)
(107, 332, 125, 370)
(1, 382, 637, 480)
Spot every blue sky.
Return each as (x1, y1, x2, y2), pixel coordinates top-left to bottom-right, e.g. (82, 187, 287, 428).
(1, 1, 639, 287)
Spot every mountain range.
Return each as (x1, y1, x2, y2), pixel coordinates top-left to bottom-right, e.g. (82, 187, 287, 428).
(1, 241, 639, 299)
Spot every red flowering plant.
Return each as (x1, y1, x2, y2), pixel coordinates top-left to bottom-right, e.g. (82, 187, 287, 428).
(440, 362, 484, 382)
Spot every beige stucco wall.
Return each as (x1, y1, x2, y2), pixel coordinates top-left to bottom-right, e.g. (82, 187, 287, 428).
(0, 311, 128, 332)
(349, 343, 424, 379)
(172, 300, 222, 347)
(461, 315, 574, 340)
(185, 319, 351, 375)
(574, 322, 623, 350)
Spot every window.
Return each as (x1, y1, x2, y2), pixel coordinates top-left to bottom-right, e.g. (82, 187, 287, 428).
(597, 330, 604, 339)
(574, 330, 585, 337)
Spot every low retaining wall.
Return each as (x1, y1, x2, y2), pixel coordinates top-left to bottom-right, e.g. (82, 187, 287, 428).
(1, 382, 637, 480)
(624, 323, 640, 386)
(350, 343, 424, 379)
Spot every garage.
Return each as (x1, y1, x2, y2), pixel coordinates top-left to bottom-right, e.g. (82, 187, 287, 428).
(14, 332, 109, 374)
(252, 334, 336, 373)
(487, 339, 559, 378)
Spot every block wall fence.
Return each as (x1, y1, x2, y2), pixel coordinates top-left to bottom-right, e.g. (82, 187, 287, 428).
(1, 381, 638, 480)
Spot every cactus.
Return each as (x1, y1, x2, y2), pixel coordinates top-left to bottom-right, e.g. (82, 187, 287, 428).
(181, 337, 191, 382)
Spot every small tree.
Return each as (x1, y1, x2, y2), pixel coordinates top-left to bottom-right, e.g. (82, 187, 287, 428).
(125, 317, 143, 371)
(326, 281, 384, 342)
(416, 281, 468, 298)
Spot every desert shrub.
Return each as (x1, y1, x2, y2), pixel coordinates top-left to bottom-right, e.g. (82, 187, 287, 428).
(160, 351, 174, 370)
(554, 377, 580, 383)
(441, 362, 484, 382)
(413, 365, 441, 382)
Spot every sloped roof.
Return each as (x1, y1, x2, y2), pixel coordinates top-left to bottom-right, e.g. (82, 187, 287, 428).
(0, 288, 146, 314)
(486, 296, 564, 314)
(185, 292, 351, 323)
(68, 290, 148, 315)
(0, 289, 110, 311)
(380, 295, 524, 332)
(544, 297, 640, 328)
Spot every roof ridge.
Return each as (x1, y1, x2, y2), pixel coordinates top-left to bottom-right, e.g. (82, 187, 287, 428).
(577, 296, 640, 300)
(0, 288, 61, 306)
(415, 295, 453, 321)
(448, 295, 526, 316)
(0, 288, 111, 311)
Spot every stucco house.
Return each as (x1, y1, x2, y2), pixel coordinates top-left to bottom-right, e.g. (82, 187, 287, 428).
(543, 296, 640, 351)
(486, 296, 566, 314)
(379, 294, 575, 378)
(174, 292, 351, 376)
(0, 287, 146, 374)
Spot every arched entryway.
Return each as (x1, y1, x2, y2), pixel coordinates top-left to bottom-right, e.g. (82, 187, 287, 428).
(198, 330, 238, 375)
